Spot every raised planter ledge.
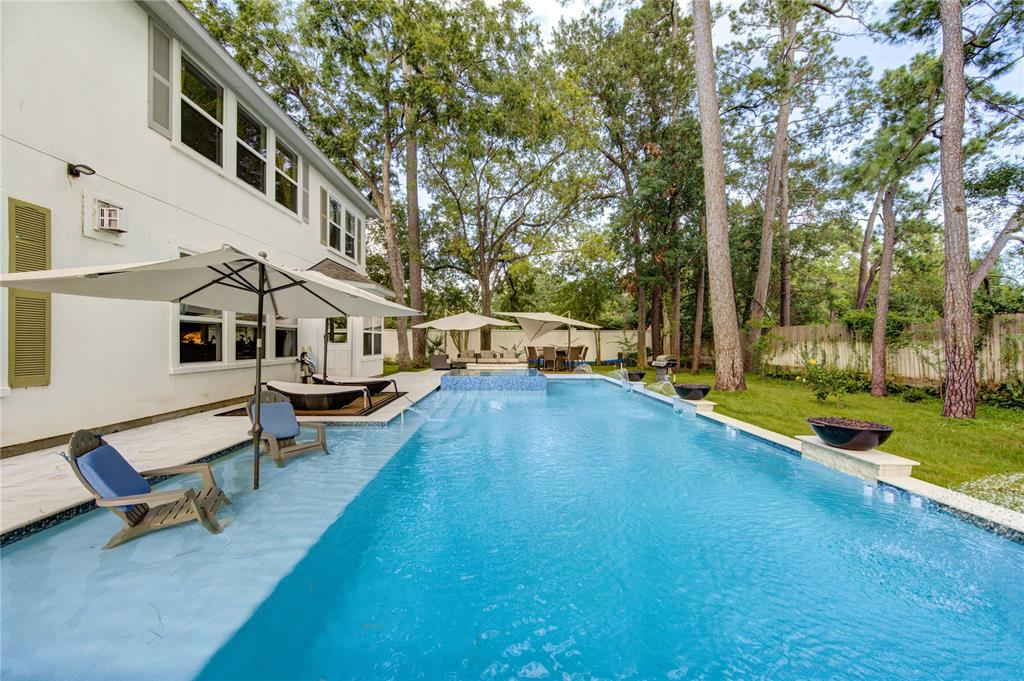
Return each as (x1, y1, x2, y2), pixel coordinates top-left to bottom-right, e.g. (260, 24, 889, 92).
(797, 435, 918, 481)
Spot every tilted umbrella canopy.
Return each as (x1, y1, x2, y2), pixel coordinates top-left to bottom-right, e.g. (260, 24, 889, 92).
(496, 311, 600, 344)
(410, 311, 515, 331)
(0, 245, 420, 489)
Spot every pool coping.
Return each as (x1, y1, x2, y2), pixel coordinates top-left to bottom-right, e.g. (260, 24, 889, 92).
(559, 374, 1024, 542)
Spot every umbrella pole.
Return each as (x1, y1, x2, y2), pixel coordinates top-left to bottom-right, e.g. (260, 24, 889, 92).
(322, 320, 329, 383)
(252, 263, 266, 491)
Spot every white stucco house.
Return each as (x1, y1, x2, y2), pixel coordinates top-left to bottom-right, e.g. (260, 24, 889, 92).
(0, 0, 391, 449)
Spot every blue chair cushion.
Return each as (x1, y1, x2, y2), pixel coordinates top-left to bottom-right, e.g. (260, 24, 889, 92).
(254, 402, 301, 440)
(77, 444, 151, 512)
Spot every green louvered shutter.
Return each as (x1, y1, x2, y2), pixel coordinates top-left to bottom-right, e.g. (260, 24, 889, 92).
(319, 186, 328, 245)
(8, 198, 51, 388)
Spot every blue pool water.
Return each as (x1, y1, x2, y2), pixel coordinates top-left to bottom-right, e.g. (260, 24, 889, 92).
(192, 381, 1023, 680)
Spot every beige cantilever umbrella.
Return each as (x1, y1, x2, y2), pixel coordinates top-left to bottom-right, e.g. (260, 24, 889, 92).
(411, 311, 515, 354)
(497, 311, 600, 349)
(0, 244, 419, 489)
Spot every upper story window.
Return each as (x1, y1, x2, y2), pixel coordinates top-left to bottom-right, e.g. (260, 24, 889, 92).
(236, 107, 266, 192)
(180, 57, 223, 166)
(344, 211, 356, 258)
(275, 142, 298, 212)
(328, 196, 343, 251)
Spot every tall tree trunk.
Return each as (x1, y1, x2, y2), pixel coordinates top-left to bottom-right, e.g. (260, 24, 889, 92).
(939, 0, 976, 418)
(651, 283, 664, 357)
(746, 16, 797, 364)
(692, 0, 746, 391)
(855, 188, 884, 309)
(671, 272, 681, 358)
(380, 146, 410, 369)
(479, 270, 492, 351)
(404, 54, 425, 364)
(635, 284, 647, 367)
(778, 147, 792, 326)
(691, 249, 706, 373)
(870, 183, 898, 396)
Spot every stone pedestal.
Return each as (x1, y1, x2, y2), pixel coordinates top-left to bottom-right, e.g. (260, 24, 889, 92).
(796, 435, 918, 481)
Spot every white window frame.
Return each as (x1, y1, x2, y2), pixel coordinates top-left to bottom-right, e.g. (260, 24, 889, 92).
(235, 105, 267, 193)
(363, 317, 383, 357)
(327, 316, 349, 345)
(328, 194, 343, 253)
(178, 54, 224, 167)
(275, 140, 300, 213)
(357, 217, 364, 264)
(234, 314, 264, 362)
(344, 210, 356, 259)
(273, 317, 299, 359)
(175, 249, 225, 367)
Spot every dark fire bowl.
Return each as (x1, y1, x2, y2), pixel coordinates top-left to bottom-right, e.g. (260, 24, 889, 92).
(807, 417, 894, 451)
(627, 370, 647, 382)
(674, 383, 711, 400)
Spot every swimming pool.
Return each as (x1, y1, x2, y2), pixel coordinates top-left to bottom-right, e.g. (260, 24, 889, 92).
(2, 380, 1023, 680)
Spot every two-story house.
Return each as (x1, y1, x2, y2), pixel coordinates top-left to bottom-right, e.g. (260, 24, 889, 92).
(0, 0, 391, 449)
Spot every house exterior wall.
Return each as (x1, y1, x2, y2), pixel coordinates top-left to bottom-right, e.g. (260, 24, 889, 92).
(0, 0, 383, 447)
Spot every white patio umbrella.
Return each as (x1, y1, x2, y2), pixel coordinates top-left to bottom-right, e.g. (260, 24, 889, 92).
(497, 311, 600, 348)
(0, 244, 419, 489)
(411, 311, 515, 354)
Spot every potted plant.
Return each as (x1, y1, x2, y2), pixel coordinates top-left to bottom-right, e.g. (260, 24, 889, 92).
(627, 369, 646, 382)
(674, 383, 711, 400)
(807, 417, 894, 451)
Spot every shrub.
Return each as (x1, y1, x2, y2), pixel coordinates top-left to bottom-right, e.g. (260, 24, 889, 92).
(800, 357, 864, 405)
(900, 387, 930, 403)
(980, 379, 1024, 410)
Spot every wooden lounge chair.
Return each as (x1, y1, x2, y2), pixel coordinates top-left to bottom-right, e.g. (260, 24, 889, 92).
(247, 390, 327, 467)
(66, 430, 228, 549)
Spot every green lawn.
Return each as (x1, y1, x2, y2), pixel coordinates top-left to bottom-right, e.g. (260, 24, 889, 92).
(593, 365, 1024, 502)
(381, 362, 430, 377)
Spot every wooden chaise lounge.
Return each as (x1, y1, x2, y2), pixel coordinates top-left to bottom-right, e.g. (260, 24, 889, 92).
(67, 430, 229, 549)
(247, 390, 327, 467)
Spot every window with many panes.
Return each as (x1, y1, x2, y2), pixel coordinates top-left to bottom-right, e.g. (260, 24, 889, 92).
(328, 196, 343, 251)
(275, 317, 298, 357)
(275, 142, 298, 212)
(180, 57, 222, 165)
(236, 107, 266, 192)
(344, 211, 356, 258)
(327, 316, 348, 343)
(363, 317, 383, 356)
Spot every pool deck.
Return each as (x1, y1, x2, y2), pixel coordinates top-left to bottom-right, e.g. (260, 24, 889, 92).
(0, 370, 442, 536)
(3, 370, 1023, 541)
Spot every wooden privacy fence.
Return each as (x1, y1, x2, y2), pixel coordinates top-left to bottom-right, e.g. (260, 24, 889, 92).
(763, 313, 1024, 386)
